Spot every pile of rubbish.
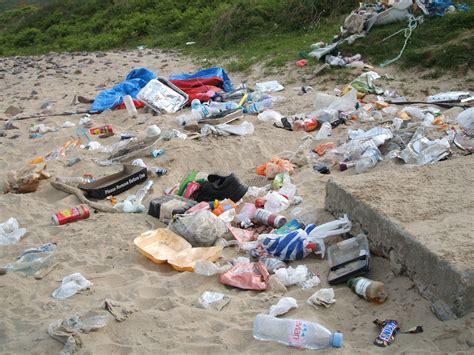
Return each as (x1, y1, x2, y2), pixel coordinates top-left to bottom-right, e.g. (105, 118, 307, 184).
(1, 58, 472, 352)
(299, 0, 470, 68)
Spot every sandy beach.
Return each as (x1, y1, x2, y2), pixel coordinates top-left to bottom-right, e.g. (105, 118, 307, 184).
(0, 49, 473, 354)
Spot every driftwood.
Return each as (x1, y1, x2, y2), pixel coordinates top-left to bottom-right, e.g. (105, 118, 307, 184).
(50, 180, 118, 213)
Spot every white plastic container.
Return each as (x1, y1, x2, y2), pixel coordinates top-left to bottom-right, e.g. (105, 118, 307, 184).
(253, 314, 343, 350)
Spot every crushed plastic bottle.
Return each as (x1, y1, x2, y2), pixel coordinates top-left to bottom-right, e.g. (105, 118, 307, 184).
(355, 147, 382, 174)
(2, 243, 56, 275)
(243, 98, 273, 115)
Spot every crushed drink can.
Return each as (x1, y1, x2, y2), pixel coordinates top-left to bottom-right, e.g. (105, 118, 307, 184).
(89, 124, 113, 135)
(52, 205, 90, 225)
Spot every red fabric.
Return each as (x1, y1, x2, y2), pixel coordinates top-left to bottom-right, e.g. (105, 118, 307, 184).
(170, 77, 224, 104)
(116, 99, 144, 110)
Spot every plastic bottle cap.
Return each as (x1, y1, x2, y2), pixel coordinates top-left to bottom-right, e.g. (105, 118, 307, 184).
(332, 332, 343, 348)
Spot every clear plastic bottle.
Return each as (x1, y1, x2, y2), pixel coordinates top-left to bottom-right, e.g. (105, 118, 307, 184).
(135, 180, 154, 204)
(208, 101, 240, 113)
(243, 98, 273, 115)
(123, 95, 138, 117)
(314, 122, 332, 140)
(348, 277, 388, 304)
(191, 99, 210, 120)
(253, 314, 343, 350)
(355, 147, 382, 174)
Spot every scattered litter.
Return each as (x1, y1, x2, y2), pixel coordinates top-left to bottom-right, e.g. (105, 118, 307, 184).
(103, 298, 137, 322)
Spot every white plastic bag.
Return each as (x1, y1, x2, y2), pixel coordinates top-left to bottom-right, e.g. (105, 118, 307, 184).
(269, 297, 298, 317)
(216, 121, 255, 136)
(258, 110, 283, 124)
(264, 192, 290, 214)
(0, 218, 27, 245)
(52, 273, 93, 300)
(274, 265, 308, 286)
(255, 81, 284, 93)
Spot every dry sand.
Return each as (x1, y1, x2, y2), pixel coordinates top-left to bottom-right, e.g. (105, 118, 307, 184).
(0, 49, 473, 354)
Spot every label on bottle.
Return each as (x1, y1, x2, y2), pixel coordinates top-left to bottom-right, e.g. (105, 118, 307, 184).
(355, 278, 372, 300)
(287, 319, 309, 348)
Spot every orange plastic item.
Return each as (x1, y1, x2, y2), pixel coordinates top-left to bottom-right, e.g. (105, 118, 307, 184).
(313, 142, 335, 156)
(256, 158, 294, 179)
(212, 199, 237, 216)
(396, 111, 411, 120)
(30, 157, 45, 165)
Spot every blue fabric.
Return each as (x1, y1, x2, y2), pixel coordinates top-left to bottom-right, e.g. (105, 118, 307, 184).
(261, 224, 316, 261)
(169, 67, 234, 92)
(428, 1, 470, 16)
(91, 68, 157, 112)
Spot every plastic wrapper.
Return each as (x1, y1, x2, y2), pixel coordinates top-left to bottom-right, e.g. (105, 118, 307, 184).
(198, 291, 231, 311)
(256, 158, 294, 179)
(48, 312, 109, 355)
(194, 260, 231, 276)
(52, 273, 93, 300)
(169, 210, 228, 247)
(0, 218, 27, 245)
(200, 121, 255, 137)
(2, 243, 56, 275)
(220, 261, 269, 291)
(350, 71, 383, 94)
(258, 110, 283, 124)
(269, 297, 298, 317)
(307, 288, 336, 308)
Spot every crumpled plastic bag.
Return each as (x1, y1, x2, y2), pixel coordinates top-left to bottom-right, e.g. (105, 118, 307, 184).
(52, 273, 93, 300)
(48, 312, 109, 355)
(350, 71, 383, 95)
(194, 260, 232, 276)
(269, 297, 298, 316)
(307, 288, 336, 308)
(197, 291, 231, 311)
(456, 107, 474, 136)
(103, 299, 137, 322)
(201, 121, 255, 137)
(2, 242, 55, 275)
(255, 81, 284, 93)
(169, 210, 227, 247)
(256, 157, 294, 179)
(274, 265, 309, 286)
(220, 261, 269, 291)
(0, 218, 27, 245)
(399, 136, 450, 165)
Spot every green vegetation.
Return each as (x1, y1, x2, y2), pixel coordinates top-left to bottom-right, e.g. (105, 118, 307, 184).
(0, 0, 473, 73)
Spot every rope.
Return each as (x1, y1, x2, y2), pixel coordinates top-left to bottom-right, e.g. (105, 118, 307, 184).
(380, 15, 424, 67)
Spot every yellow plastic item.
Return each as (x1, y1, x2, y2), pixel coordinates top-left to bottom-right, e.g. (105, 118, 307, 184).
(134, 228, 222, 272)
(134, 229, 191, 264)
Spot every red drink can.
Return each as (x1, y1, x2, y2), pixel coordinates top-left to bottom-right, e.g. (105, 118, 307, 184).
(89, 125, 113, 135)
(52, 205, 90, 225)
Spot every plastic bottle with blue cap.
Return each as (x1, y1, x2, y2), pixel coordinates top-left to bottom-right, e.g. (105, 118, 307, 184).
(253, 314, 343, 350)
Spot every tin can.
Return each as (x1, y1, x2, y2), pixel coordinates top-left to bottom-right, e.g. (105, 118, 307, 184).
(254, 209, 287, 228)
(151, 148, 165, 158)
(52, 205, 90, 225)
(154, 168, 168, 176)
(89, 124, 113, 135)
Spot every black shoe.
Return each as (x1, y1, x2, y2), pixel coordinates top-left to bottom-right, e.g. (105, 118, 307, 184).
(195, 173, 248, 202)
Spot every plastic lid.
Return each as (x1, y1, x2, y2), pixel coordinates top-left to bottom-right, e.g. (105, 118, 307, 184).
(331, 332, 344, 348)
